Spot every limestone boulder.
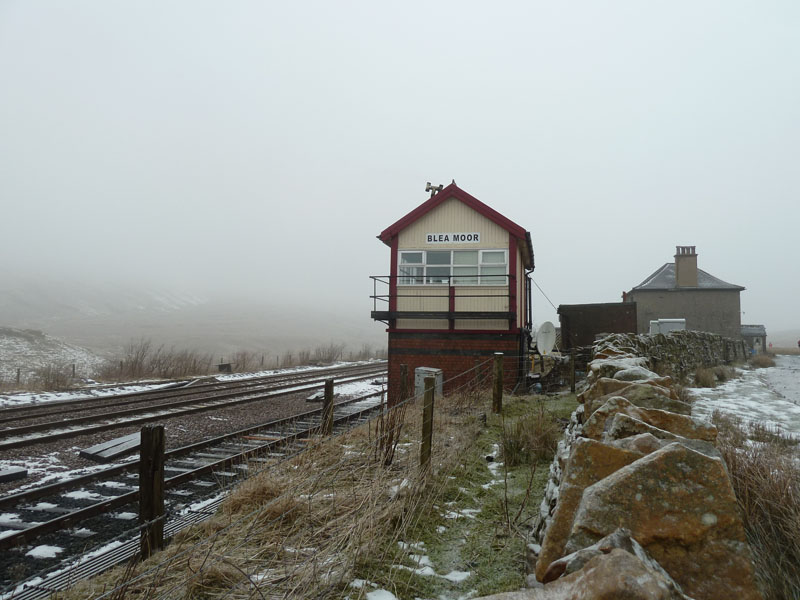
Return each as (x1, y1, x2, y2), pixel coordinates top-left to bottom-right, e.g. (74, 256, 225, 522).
(605, 425, 724, 461)
(607, 432, 665, 455)
(635, 407, 716, 442)
(476, 549, 693, 600)
(587, 357, 649, 381)
(604, 413, 681, 442)
(613, 365, 660, 382)
(589, 383, 691, 417)
(565, 443, 762, 600)
(534, 438, 642, 581)
(543, 528, 686, 596)
(583, 397, 716, 443)
(578, 378, 676, 410)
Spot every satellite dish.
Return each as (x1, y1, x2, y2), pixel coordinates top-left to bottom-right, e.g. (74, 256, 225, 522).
(536, 321, 556, 355)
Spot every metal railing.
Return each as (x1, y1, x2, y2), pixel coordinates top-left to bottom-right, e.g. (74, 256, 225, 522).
(369, 275, 514, 321)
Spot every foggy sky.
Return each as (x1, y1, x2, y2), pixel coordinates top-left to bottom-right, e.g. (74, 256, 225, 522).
(1, 1, 799, 335)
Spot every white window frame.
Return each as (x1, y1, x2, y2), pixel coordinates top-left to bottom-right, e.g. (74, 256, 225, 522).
(397, 249, 508, 286)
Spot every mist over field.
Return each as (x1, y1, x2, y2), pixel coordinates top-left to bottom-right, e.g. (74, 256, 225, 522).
(1, 1, 798, 359)
(0, 274, 386, 358)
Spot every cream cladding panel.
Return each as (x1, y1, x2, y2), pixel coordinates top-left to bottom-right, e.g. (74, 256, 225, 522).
(398, 197, 508, 249)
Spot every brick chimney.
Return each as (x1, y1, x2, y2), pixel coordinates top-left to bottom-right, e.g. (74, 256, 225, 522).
(674, 246, 698, 287)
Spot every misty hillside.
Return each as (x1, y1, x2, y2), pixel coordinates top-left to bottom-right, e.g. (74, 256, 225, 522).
(769, 329, 800, 348)
(0, 277, 207, 325)
(0, 276, 386, 357)
(0, 327, 104, 386)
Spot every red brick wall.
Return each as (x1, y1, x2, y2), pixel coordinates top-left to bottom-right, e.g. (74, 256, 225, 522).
(387, 332, 523, 404)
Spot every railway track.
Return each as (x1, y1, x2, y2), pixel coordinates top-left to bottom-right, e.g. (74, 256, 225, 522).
(0, 363, 385, 425)
(0, 377, 389, 599)
(0, 362, 386, 451)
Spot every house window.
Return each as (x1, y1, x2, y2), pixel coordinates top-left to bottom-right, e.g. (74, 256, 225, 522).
(398, 250, 507, 285)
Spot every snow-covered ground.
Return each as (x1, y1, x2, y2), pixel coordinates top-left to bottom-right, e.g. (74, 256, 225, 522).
(0, 327, 104, 388)
(0, 359, 386, 408)
(0, 362, 386, 495)
(0, 381, 184, 408)
(690, 354, 800, 437)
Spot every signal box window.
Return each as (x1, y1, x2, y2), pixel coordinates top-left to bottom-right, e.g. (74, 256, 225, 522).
(398, 250, 507, 285)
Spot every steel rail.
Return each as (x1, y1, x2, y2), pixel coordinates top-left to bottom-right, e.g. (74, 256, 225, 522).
(0, 397, 386, 600)
(0, 391, 385, 551)
(0, 386, 382, 511)
(0, 362, 386, 425)
(0, 368, 385, 451)
(0, 365, 384, 438)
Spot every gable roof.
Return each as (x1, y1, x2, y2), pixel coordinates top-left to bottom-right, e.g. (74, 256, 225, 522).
(378, 183, 534, 268)
(630, 263, 745, 292)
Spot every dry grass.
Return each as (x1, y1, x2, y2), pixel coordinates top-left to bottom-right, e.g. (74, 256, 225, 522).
(94, 339, 386, 383)
(693, 367, 717, 388)
(693, 365, 736, 388)
(673, 384, 693, 404)
(749, 354, 776, 368)
(61, 390, 487, 600)
(501, 403, 561, 467)
(712, 411, 800, 600)
(770, 347, 800, 355)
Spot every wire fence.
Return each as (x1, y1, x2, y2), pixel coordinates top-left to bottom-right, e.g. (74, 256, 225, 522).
(51, 356, 515, 599)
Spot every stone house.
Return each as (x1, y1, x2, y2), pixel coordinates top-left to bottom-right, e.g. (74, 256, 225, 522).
(625, 246, 744, 338)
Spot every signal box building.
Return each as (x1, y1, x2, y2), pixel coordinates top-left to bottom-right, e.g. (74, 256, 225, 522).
(370, 183, 534, 401)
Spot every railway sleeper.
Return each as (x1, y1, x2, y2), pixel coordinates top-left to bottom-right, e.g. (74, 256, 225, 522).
(164, 465, 195, 473)
(22, 504, 73, 515)
(189, 480, 217, 488)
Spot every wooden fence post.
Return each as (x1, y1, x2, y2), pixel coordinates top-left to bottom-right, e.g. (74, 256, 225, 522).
(492, 353, 503, 414)
(420, 376, 435, 474)
(16, 368, 20, 384)
(397, 364, 408, 407)
(139, 424, 165, 560)
(570, 348, 576, 393)
(321, 379, 334, 436)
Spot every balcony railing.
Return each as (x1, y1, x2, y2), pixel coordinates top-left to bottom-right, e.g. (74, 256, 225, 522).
(369, 274, 516, 325)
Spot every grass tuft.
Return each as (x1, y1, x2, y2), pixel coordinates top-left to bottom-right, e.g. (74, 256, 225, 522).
(501, 403, 561, 467)
(693, 367, 717, 387)
(712, 410, 800, 600)
(694, 365, 736, 387)
(749, 354, 776, 368)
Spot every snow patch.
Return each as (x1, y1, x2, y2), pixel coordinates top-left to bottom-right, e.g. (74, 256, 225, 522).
(26, 545, 63, 559)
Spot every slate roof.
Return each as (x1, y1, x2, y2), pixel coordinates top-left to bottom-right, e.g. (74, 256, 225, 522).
(630, 263, 745, 292)
(741, 324, 766, 337)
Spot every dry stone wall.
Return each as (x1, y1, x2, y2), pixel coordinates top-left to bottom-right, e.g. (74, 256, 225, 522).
(590, 330, 747, 381)
(478, 331, 761, 600)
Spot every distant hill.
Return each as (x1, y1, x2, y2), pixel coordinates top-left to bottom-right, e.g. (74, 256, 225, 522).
(0, 276, 386, 359)
(768, 329, 800, 349)
(0, 327, 104, 386)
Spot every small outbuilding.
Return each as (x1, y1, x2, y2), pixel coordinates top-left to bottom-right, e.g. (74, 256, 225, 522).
(741, 324, 767, 355)
(558, 302, 637, 349)
(371, 182, 534, 401)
